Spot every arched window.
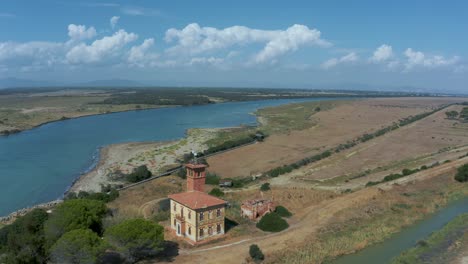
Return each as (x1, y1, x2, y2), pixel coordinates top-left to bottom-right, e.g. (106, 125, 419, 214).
(208, 226, 213, 235)
(188, 227, 191, 235)
(181, 207, 184, 217)
(173, 219, 176, 227)
(200, 212, 204, 221)
(173, 203, 176, 211)
(217, 224, 221, 233)
(199, 228, 204, 237)
(188, 211, 191, 219)
(217, 208, 221, 217)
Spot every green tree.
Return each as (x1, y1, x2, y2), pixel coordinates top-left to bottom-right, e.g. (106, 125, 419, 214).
(260, 183, 271, 191)
(256, 212, 289, 232)
(209, 188, 224, 197)
(50, 229, 106, 264)
(44, 199, 107, 248)
(206, 172, 221, 185)
(126, 165, 152, 183)
(455, 164, 468, 182)
(445, 111, 459, 119)
(0, 209, 49, 263)
(249, 244, 265, 263)
(274, 206, 292, 218)
(104, 219, 164, 262)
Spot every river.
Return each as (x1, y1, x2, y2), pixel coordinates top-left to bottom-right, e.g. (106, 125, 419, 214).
(332, 197, 468, 264)
(0, 97, 335, 216)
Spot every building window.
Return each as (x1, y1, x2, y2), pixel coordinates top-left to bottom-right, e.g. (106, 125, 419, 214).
(217, 208, 221, 217)
(208, 226, 213, 236)
(173, 219, 176, 227)
(188, 211, 191, 219)
(217, 224, 221, 234)
(200, 212, 204, 221)
(188, 227, 191, 235)
(173, 203, 176, 211)
(199, 228, 204, 237)
(181, 207, 184, 217)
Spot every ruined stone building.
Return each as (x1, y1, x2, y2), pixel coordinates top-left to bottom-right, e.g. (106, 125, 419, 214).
(168, 163, 227, 243)
(240, 199, 275, 221)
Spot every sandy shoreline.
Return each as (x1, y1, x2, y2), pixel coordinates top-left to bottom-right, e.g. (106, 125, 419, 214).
(68, 128, 222, 193)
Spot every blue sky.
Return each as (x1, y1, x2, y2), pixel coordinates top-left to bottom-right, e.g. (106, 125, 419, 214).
(0, 1, 467, 92)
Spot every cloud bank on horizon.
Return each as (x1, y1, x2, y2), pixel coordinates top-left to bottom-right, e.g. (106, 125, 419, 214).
(0, 1, 466, 92)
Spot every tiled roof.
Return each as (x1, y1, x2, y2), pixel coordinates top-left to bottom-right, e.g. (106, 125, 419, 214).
(169, 191, 227, 209)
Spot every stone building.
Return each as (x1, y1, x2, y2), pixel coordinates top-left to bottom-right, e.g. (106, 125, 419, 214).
(240, 199, 275, 221)
(168, 163, 227, 243)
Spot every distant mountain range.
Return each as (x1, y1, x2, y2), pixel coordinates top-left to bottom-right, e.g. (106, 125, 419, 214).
(0, 78, 465, 95)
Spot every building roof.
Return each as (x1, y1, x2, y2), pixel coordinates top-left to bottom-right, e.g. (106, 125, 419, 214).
(168, 191, 227, 210)
(185, 163, 207, 169)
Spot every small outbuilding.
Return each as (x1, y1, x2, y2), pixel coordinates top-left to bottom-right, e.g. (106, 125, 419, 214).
(240, 199, 275, 221)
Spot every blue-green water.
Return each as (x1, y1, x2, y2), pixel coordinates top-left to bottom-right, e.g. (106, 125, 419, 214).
(0, 98, 333, 216)
(332, 197, 468, 264)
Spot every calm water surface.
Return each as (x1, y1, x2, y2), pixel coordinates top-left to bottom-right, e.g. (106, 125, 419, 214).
(0, 98, 333, 215)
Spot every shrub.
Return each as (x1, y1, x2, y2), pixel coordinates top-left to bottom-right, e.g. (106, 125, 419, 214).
(260, 183, 271, 191)
(249, 244, 265, 263)
(206, 172, 221, 185)
(455, 164, 468, 182)
(153, 211, 170, 222)
(209, 188, 224, 197)
(104, 219, 164, 262)
(126, 165, 152, 183)
(44, 199, 107, 248)
(0, 209, 49, 263)
(50, 229, 106, 264)
(256, 212, 289, 232)
(177, 168, 187, 179)
(275, 206, 292, 218)
(158, 198, 170, 212)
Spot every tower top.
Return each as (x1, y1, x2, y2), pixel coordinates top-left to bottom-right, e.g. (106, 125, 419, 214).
(185, 163, 207, 192)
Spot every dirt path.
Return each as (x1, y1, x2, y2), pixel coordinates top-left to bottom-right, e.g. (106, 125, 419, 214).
(168, 157, 468, 264)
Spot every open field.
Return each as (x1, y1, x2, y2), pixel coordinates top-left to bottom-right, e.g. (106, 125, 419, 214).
(207, 97, 465, 179)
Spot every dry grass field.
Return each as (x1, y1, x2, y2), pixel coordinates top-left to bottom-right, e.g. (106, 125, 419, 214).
(207, 97, 464, 178)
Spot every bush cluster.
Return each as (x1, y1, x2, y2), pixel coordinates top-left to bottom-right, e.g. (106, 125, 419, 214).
(126, 165, 152, 183)
(274, 206, 292, 218)
(209, 188, 224, 197)
(455, 164, 468, 182)
(256, 212, 289, 232)
(249, 244, 265, 263)
(366, 166, 431, 187)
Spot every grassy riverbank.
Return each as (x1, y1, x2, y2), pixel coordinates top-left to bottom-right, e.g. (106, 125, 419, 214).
(270, 175, 468, 263)
(392, 213, 468, 264)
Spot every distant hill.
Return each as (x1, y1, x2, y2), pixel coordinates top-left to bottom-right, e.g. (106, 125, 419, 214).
(73, 79, 147, 87)
(0, 78, 61, 89)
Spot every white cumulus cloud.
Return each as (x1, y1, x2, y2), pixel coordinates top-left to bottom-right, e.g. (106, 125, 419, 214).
(404, 48, 459, 70)
(66, 29, 138, 64)
(370, 44, 393, 62)
(128, 38, 158, 67)
(67, 24, 97, 41)
(110, 16, 120, 29)
(321, 52, 358, 69)
(165, 23, 330, 64)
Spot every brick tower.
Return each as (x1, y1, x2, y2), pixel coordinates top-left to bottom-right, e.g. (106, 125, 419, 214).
(186, 163, 207, 192)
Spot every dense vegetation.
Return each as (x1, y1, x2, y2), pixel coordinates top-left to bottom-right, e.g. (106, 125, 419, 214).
(66, 184, 120, 203)
(125, 165, 152, 183)
(249, 244, 265, 263)
(455, 164, 468, 182)
(205, 172, 221, 185)
(260, 182, 271, 191)
(0, 200, 165, 263)
(256, 212, 289, 232)
(208, 188, 225, 197)
(275, 206, 292, 218)
(104, 219, 164, 262)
